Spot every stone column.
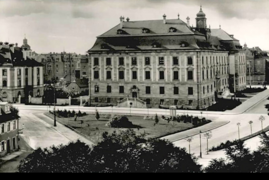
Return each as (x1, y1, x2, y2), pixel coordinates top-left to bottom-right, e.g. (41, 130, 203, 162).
(80, 96, 82, 106)
(40, 67, 43, 86)
(33, 67, 37, 86)
(69, 96, 71, 106)
(7, 68, 10, 87)
(18, 95, 21, 104)
(0, 68, 2, 87)
(21, 68, 25, 87)
(14, 68, 18, 87)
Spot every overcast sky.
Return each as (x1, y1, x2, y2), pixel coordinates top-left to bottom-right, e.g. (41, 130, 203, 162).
(0, 0, 268, 54)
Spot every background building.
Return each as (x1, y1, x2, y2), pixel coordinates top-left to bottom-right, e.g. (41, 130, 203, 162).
(0, 103, 19, 157)
(88, 7, 246, 109)
(243, 44, 269, 85)
(0, 40, 44, 103)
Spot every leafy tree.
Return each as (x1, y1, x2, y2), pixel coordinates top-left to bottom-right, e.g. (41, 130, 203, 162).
(95, 109, 100, 121)
(18, 129, 201, 173)
(154, 114, 159, 126)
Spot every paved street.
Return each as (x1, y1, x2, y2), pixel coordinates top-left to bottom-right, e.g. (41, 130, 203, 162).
(9, 88, 269, 169)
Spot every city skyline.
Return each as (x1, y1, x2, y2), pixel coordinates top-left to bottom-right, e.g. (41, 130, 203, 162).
(0, 0, 268, 54)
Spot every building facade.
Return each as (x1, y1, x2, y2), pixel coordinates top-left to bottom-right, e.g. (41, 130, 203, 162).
(0, 103, 19, 157)
(243, 44, 268, 85)
(88, 7, 246, 109)
(0, 41, 44, 103)
(36, 53, 88, 84)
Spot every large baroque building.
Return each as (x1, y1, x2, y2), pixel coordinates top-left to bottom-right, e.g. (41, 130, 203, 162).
(0, 40, 44, 103)
(88, 7, 247, 109)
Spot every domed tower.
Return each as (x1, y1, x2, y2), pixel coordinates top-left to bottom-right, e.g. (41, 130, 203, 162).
(196, 5, 207, 29)
(21, 35, 31, 51)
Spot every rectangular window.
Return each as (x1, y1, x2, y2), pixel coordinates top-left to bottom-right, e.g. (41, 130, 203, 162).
(94, 97, 99, 103)
(107, 98, 111, 103)
(187, 57, 193, 65)
(119, 57, 124, 65)
(107, 85, 111, 93)
(2, 69, 7, 76)
(173, 57, 179, 65)
(188, 100, 193, 105)
(13, 121, 16, 130)
(17, 69, 21, 75)
(188, 71, 193, 80)
(173, 71, 179, 80)
(188, 87, 193, 95)
(94, 71, 99, 79)
(119, 71, 124, 79)
(1, 141, 4, 151)
(25, 69, 28, 76)
(160, 87, 165, 94)
(7, 123, 10, 131)
(174, 87, 179, 95)
(131, 57, 137, 66)
(174, 99, 178, 105)
(94, 85, 99, 93)
(146, 86, 151, 94)
(3, 80, 7, 87)
(106, 71, 111, 79)
(119, 86, 124, 93)
(145, 71, 151, 80)
(159, 71, 165, 80)
(106, 58, 111, 66)
(132, 71, 137, 80)
(94, 58, 99, 66)
(145, 57, 150, 65)
(160, 99, 164, 105)
(159, 57, 164, 65)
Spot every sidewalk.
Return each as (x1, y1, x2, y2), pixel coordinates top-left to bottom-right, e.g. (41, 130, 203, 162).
(227, 89, 269, 114)
(0, 151, 25, 165)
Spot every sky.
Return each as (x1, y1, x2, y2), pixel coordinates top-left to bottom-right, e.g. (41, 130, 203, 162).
(0, 0, 268, 54)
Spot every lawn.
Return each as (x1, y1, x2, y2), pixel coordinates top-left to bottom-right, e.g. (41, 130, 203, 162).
(44, 112, 211, 144)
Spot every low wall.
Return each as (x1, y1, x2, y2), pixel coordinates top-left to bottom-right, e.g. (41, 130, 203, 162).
(56, 98, 70, 105)
(30, 97, 43, 104)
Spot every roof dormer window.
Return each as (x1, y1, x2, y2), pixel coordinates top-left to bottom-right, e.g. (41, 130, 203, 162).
(142, 28, 150, 33)
(169, 27, 177, 32)
(117, 29, 123, 34)
(101, 44, 108, 49)
(180, 42, 188, 47)
(152, 42, 161, 48)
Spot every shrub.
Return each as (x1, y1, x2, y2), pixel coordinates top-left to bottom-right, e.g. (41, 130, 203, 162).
(106, 116, 134, 128)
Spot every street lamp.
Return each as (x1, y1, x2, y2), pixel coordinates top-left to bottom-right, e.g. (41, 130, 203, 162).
(130, 102, 133, 116)
(199, 130, 202, 158)
(50, 53, 57, 127)
(249, 120, 253, 135)
(185, 136, 193, 154)
(237, 122, 240, 139)
(259, 115, 265, 131)
(204, 131, 212, 155)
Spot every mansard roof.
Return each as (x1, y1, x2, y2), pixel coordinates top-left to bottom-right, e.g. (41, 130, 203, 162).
(89, 18, 243, 53)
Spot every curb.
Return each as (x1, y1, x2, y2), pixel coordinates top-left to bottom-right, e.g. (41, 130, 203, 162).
(162, 120, 231, 142)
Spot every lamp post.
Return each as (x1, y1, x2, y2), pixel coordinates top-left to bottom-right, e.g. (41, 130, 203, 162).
(50, 53, 57, 127)
(199, 130, 202, 158)
(204, 131, 212, 155)
(130, 102, 133, 116)
(259, 115, 265, 132)
(237, 122, 240, 139)
(249, 120, 253, 135)
(185, 136, 193, 154)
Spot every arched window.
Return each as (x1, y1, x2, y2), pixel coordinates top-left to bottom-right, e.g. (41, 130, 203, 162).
(1, 124, 4, 133)
(142, 28, 150, 33)
(169, 27, 177, 32)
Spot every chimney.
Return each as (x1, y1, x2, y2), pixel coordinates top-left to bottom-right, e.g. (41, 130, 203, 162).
(230, 34, 234, 38)
(163, 14, 166, 24)
(15, 43, 18, 47)
(126, 17, 130, 22)
(186, 16, 190, 26)
(120, 16, 124, 29)
(0, 42, 2, 49)
(177, 14, 180, 20)
(5, 42, 9, 45)
(219, 25, 221, 29)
